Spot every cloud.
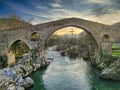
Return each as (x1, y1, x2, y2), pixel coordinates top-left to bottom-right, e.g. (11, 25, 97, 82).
(49, 9, 88, 19)
(34, 1, 48, 9)
(1, 0, 120, 25)
(82, 0, 120, 16)
(112, 0, 120, 9)
(49, 3, 62, 8)
(91, 7, 115, 15)
(85, 0, 120, 10)
(20, 7, 119, 25)
(50, 0, 62, 3)
(45, 8, 120, 25)
(84, 0, 112, 5)
(36, 5, 47, 9)
(90, 10, 120, 25)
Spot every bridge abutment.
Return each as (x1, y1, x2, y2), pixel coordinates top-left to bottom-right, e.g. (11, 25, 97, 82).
(101, 41, 112, 55)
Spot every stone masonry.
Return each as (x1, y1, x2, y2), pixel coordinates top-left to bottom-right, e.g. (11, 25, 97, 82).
(0, 18, 119, 66)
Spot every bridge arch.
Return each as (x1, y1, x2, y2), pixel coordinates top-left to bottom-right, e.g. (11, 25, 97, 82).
(8, 38, 30, 50)
(9, 40, 30, 51)
(33, 18, 114, 60)
(46, 25, 98, 44)
(7, 39, 30, 66)
(41, 25, 100, 60)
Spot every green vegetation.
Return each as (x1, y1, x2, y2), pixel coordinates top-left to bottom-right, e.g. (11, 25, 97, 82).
(112, 45, 120, 49)
(91, 51, 120, 71)
(112, 51, 120, 56)
(0, 14, 30, 30)
(10, 40, 29, 60)
(0, 56, 7, 69)
(112, 44, 120, 57)
(45, 34, 61, 48)
(45, 32, 95, 58)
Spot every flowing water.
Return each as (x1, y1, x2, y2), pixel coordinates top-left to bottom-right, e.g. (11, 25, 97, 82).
(30, 47, 120, 90)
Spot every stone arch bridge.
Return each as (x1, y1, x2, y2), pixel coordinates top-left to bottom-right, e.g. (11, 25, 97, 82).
(0, 18, 119, 66)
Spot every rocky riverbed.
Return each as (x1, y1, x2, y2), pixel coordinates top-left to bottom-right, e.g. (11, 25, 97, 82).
(100, 59, 120, 80)
(0, 55, 50, 90)
(91, 55, 120, 80)
(54, 45, 120, 80)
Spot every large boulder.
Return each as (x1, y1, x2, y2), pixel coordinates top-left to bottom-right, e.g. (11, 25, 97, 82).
(0, 55, 50, 89)
(100, 60, 120, 80)
(6, 84, 24, 90)
(21, 77, 34, 88)
(0, 75, 12, 89)
(0, 75, 24, 90)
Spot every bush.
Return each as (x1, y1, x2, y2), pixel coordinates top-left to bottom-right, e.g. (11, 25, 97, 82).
(90, 56, 96, 65)
(15, 54, 23, 60)
(0, 56, 7, 68)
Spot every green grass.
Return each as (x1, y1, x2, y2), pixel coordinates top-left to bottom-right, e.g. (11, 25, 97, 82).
(112, 51, 120, 56)
(112, 45, 120, 57)
(112, 45, 120, 49)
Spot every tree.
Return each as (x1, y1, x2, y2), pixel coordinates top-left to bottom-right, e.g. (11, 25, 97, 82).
(9, 14, 21, 20)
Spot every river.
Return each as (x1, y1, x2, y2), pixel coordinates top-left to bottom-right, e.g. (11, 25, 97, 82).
(30, 47, 120, 90)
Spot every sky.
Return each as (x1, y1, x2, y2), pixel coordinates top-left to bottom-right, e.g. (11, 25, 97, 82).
(0, 0, 120, 25)
(54, 27, 83, 35)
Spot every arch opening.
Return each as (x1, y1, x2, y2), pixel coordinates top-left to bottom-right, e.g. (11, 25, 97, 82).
(8, 40, 30, 66)
(31, 32, 40, 41)
(43, 26, 99, 60)
(103, 34, 110, 42)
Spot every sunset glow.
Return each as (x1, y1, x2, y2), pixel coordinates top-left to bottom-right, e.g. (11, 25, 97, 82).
(54, 26, 83, 35)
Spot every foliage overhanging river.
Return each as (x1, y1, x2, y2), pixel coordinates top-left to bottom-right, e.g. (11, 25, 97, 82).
(30, 47, 120, 90)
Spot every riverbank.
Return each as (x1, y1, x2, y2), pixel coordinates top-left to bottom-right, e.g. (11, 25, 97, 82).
(55, 45, 120, 80)
(90, 54, 120, 80)
(0, 55, 50, 90)
(30, 47, 120, 90)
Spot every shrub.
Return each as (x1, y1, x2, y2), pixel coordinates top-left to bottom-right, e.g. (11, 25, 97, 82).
(0, 56, 7, 68)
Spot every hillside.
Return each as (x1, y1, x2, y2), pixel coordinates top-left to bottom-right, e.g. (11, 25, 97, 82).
(0, 18, 31, 30)
(113, 22, 120, 25)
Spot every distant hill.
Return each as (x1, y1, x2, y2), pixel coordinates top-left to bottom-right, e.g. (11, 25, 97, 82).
(111, 22, 120, 29)
(0, 18, 31, 30)
(113, 22, 120, 25)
